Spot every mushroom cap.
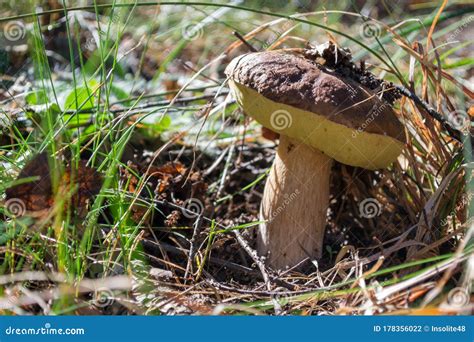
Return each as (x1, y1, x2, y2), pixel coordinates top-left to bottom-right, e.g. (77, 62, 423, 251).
(225, 51, 406, 170)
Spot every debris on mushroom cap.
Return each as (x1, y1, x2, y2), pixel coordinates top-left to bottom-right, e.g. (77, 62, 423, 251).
(225, 49, 406, 170)
(303, 41, 401, 104)
(304, 41, 352, 69)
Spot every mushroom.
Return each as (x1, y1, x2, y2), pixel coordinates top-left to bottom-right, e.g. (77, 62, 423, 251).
(225, 50, 406, 269)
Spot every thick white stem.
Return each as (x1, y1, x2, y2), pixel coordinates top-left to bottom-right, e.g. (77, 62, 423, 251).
(257, 135, 333, 269)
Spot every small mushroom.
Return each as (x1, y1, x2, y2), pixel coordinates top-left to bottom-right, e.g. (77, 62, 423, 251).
(225, 51, 406, 269)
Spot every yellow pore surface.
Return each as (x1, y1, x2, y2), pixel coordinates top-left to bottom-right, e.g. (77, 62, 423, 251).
(230, 80, 404, 170)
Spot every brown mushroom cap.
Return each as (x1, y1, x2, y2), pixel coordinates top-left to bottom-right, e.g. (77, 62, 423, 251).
(225, 51, 406, 170)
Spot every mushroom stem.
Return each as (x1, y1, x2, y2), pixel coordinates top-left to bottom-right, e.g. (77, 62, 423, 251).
(258, 135, 333, 269)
